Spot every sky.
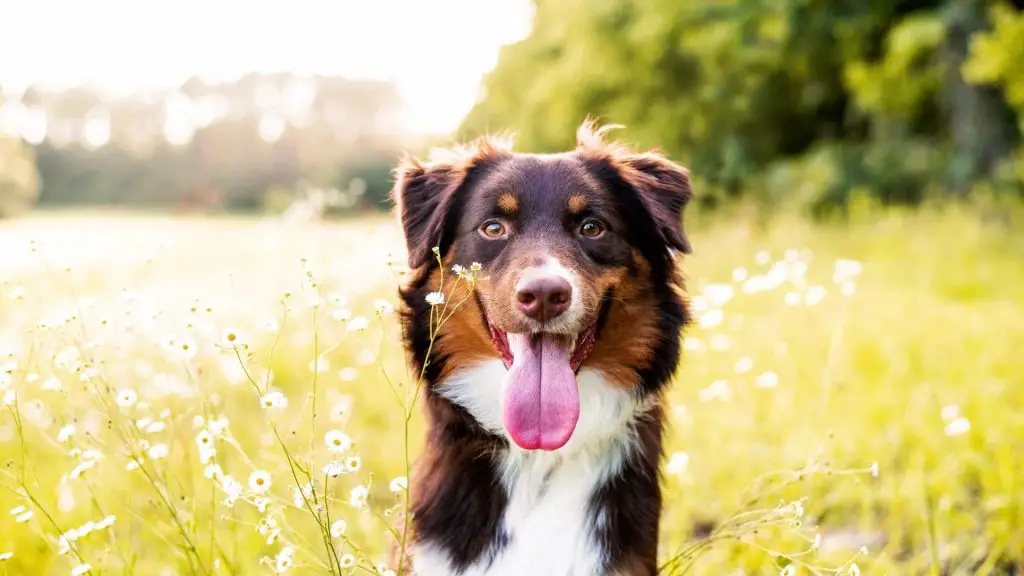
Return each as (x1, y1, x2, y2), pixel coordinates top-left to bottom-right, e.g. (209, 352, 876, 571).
(0, 0, 534, 135)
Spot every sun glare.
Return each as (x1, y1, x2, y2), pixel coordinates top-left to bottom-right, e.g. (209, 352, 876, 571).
(0, 0, 534, 136)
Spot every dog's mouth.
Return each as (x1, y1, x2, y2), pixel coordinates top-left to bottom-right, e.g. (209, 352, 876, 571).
(485, 321, 599, 453)
(488, 324, 597, 373)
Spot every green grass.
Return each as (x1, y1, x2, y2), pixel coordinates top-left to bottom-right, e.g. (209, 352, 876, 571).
(0, 205, 1022, 575)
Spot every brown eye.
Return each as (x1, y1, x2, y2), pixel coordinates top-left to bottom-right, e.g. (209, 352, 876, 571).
(579, 219, 604, 238)
(480, 220, 508, 239)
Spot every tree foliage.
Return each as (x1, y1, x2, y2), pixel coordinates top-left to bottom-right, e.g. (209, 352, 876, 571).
(461, 0, 1024, 212)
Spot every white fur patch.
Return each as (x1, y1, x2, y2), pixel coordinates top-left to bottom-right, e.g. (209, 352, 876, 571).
(416, 361, 645, 576)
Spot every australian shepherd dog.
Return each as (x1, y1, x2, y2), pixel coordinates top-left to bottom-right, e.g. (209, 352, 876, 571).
(390, 121, 694, 576)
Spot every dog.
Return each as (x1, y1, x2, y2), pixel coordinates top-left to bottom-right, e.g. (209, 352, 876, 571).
(390, 121, 694, 576)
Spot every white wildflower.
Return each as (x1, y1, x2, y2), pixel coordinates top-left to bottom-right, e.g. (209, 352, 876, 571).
(703, 283, 734, 307)
(275, 546, 294, 573)
(347, 316, 370, 331)
(698, 380, 731, 402)
(323, 430, 352, 455)
(96, 515, 116, 529)
(148, 444, 169, 459)
(260, 390, 289, 410)
(833, 259, 863, 282)
(69, 460, 96, 480)
(666, 452, 690, 475)
(698, 309, 723, 329)
(208, 417, 229, 436)
(425, 291, 445, 306)
(57, 424, 76, 443)
(0, 552, 11, 561)
(349, 485, 369, 508)
(734, 357, 754, 374)
(15, 510, 33, 523)
(204, 464, 224, 480)
(323, 461, 344, 478)
(374, 299, 394, 314)
(732, 267, 748, 282)
(221, 476, 244, 506)
(220, 328, 244, 348)
(945, 417, 971, 437)
(248, 470, 272, 493)
(71, 563, 92, 575)
(330, 519, 347, 538)
(389, 476, 408, 493)
(116, 389, 138, 408)
(338, 367, 358, 382)
(755, 371, 779, 389)
(344, 455, 361, 473)
(340, 554, 355, 568)
(804, 285, 826, 305)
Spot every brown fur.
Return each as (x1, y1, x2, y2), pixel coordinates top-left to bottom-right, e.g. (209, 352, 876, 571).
(567, 193, 588, 213)
(496, 192, 518, 214)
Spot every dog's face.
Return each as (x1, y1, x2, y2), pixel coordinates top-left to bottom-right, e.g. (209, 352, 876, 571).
(394, 123, 692, 452)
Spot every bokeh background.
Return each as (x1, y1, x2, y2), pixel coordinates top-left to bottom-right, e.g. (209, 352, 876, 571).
(1, 1, 1023, 575)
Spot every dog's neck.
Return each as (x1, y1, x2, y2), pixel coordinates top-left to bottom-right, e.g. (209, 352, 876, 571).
(408, 361, 665, 576)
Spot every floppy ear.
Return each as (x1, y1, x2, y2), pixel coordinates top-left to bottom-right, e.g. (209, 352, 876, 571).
(390, 157, 462, 269)
(390, 136, 514, 269)
(616, 153, 694, 255)
(575, 120, 694, 256)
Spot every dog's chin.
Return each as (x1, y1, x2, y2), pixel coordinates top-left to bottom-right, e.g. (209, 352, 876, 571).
(487, 321, 598, 373)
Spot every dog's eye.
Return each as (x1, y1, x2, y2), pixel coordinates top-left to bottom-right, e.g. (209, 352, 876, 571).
(480, 220, 508, 239)
(579, 219, 605, 239)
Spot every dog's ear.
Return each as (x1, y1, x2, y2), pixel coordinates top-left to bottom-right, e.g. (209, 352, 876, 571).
(575, 121, 694, 256)
(391, 137, 513, 269)
(615, 152, 694, 255)
(391, 157, 462, 269)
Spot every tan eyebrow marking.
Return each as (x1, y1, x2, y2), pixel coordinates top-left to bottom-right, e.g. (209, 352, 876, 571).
(497, 192, 519, 214)
(567, 194, 588, 214)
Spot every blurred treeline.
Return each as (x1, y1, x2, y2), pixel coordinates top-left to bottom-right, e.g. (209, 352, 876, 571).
(461, 0, 1024, 214)
(0, 73, 413, 217)
(5, 1, 1024, 219)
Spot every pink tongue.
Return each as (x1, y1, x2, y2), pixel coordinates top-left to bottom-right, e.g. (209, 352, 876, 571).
(502, 333, 580, 451)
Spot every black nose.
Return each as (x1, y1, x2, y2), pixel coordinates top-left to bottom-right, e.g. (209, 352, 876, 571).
(515, 275, 572, 322)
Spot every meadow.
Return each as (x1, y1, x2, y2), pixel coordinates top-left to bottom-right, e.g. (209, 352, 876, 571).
(1, 205, 1022, 575)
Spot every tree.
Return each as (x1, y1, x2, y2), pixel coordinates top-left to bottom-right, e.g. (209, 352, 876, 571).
(460, 0, 1023, 209)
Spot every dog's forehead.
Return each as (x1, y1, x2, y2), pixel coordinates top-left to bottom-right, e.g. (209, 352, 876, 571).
(474, 152, 604, 206)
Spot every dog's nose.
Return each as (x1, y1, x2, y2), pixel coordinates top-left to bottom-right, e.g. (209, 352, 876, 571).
(515, 275, 572, 322)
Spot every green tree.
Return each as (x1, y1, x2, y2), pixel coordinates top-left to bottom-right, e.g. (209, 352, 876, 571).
(461, 0, 1022, 209)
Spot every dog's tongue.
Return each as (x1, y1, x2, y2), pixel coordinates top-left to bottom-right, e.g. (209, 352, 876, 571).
(502, 333, 580, 451)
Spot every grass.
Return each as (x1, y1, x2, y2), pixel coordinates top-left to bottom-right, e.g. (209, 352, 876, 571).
(0, 204, 1022, 575)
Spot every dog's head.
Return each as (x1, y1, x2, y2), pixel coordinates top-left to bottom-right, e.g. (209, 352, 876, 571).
(394, 121, 692, 452)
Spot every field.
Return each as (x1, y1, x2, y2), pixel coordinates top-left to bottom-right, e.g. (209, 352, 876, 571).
(1, 206, 1022, 575)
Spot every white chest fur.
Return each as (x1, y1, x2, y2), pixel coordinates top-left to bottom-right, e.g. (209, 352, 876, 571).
(411, 361, 644, 576)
